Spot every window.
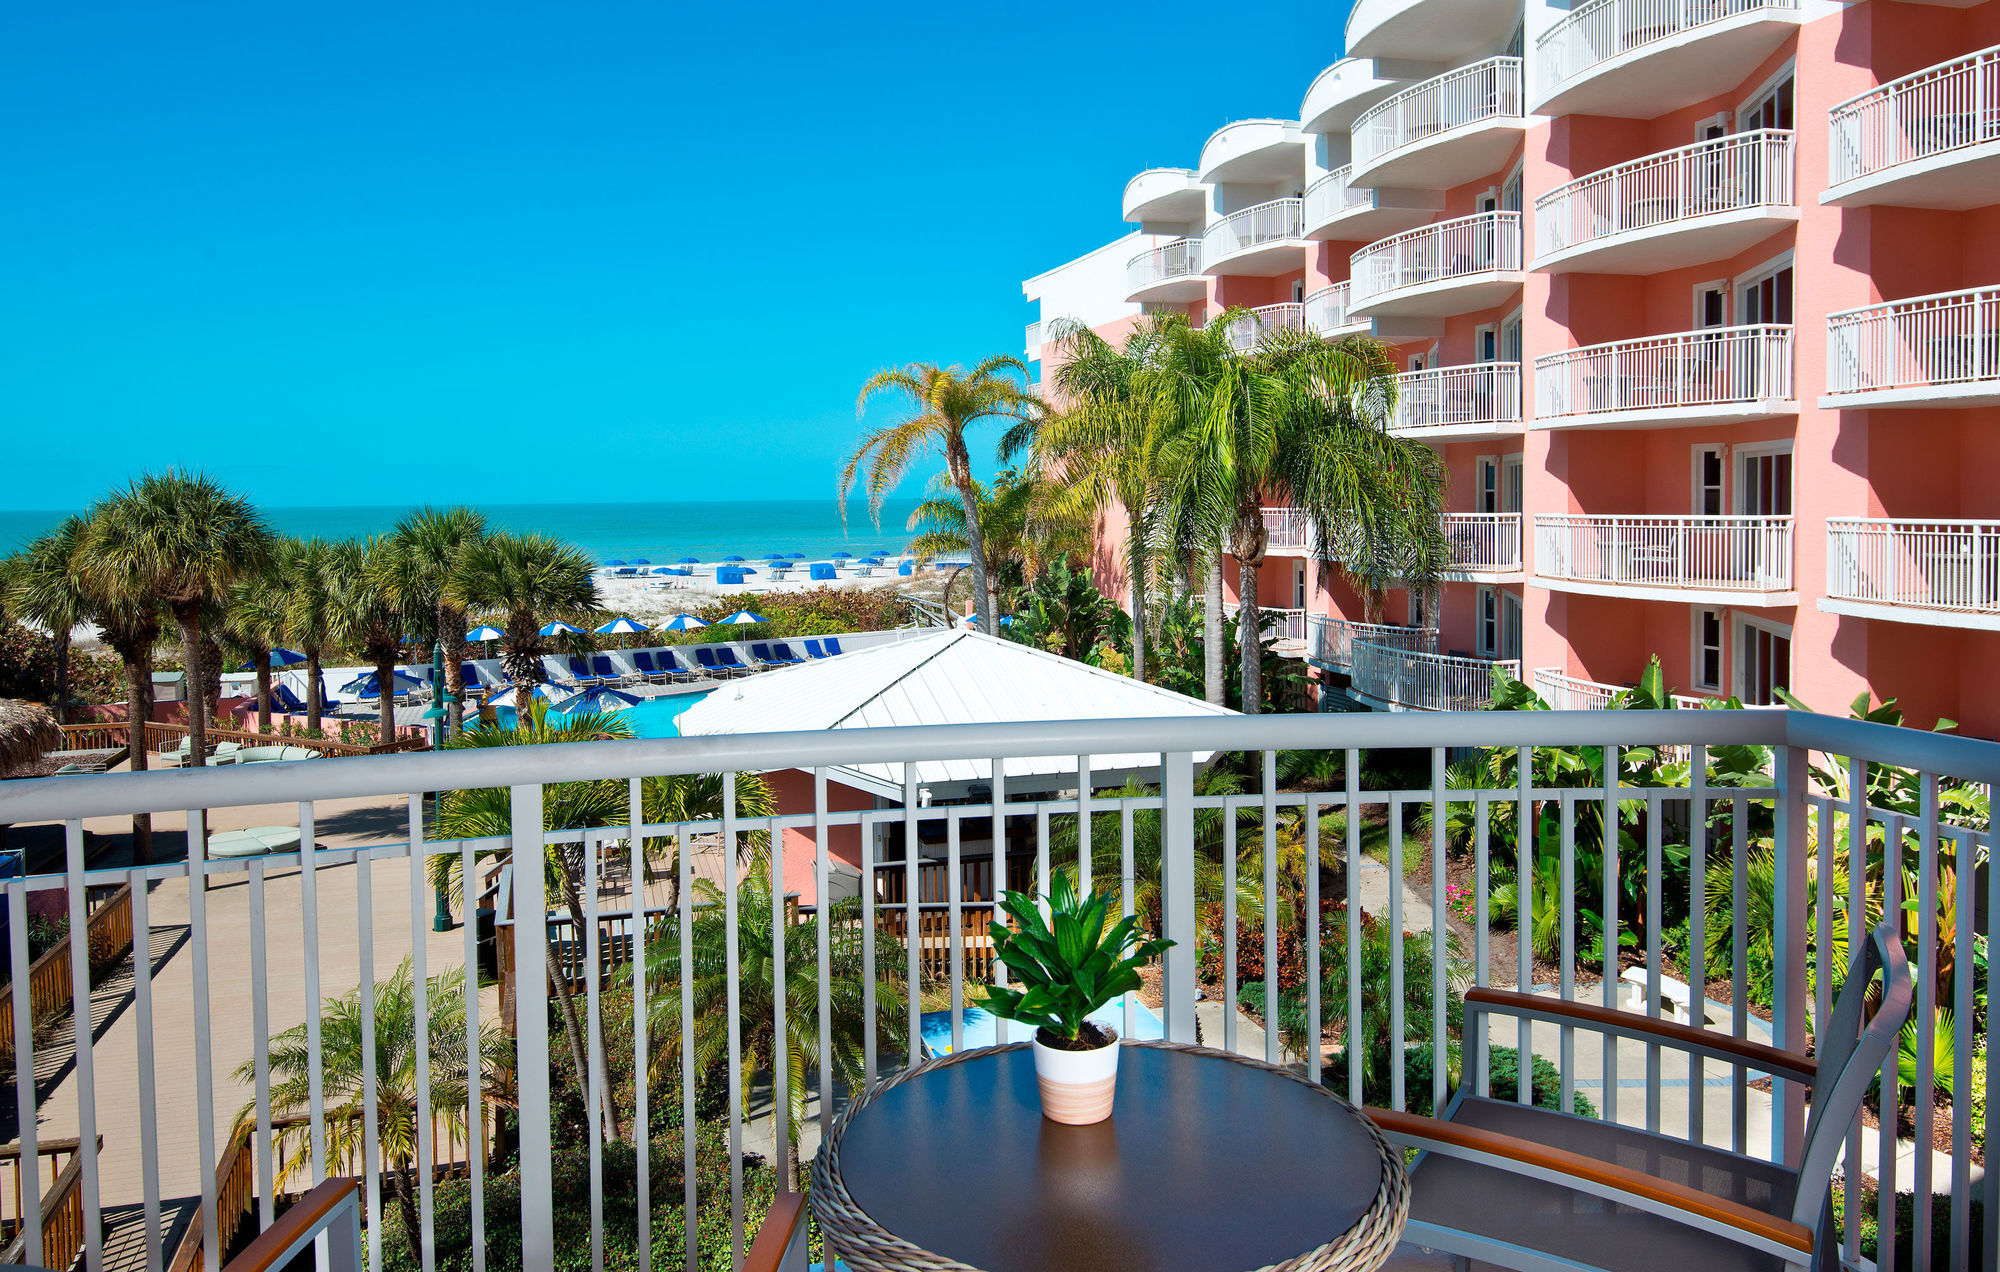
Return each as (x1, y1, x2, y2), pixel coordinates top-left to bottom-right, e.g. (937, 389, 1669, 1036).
(1695, 283, 1728, 329)
(1410, 589, 1430, 628)
(1478, 587, 1500, 656)
(1735, 615, 1791, 706)
(1693, 609, 1724, 692)
(1501, 311, 1523, 363)
(1476, 325, 1499, 362)
(1736, 443, 1793, 516)
(1476, 456, 1524, 513)
(1693, 445, 1725, 516)
(1477, 457, 1501, 513)
(1738, 261, 1794, 326)
(1292, 278, 1306, 304)
(1740, 71, 1795, 132)
(1293, 561, 1307, 609)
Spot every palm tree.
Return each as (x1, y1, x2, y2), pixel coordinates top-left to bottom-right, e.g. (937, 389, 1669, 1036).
(451, 532, 598, 728)
(220, 550, 292, 734)
(326, 538, 407, 743)
(379, 508, 487, 733)
(236, 959, 509, 1265)
(280, 539, 339, 730)
(84, 472, 273, 763)
(5, 517, 94, 723)
(904, 470, 1080, 621)
(843, 358, 1042, 635)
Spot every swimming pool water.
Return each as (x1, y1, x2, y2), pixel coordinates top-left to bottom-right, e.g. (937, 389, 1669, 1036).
(495, 691, 711, 737)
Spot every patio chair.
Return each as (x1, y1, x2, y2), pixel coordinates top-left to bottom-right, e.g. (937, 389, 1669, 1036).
(802, 639, 832, 659)
(271, 685, 310, 714)
(589, 654, 625, 685)
(768, 642, 808, 666)
(747, 643, 793, 668)
(745, 1192, 807, 1272)
(1367, 918, 1914, 1272)
(654, 650, 698, 682)
(713, 646, 757, 675)
(822, 637, 846, 656)
(692, 647, 737, 679)
(631, 651, 665, 683)
(458, 663, 487, 695)
(564, 656, 601, 687)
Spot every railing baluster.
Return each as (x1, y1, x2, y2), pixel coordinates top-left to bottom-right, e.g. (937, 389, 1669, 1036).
(1224, 790, 1239, 1056)
(1688, 745, 1708, 1146)
(1158, 752, 1198, 1046)
(723, 777, 744, 1272)
(814, 770, 835, 1122)
(772, 792, 791, 1189)
(1430, 750, 1447, 1114)
(181, 813, 211, 1272)
(1558, 793, 1575, 1117)
(1913, 773, 1939, 1268)
(410, 797, 439, 1272)
(1120, 804, 1136, 1043)
(464, 829, 488, 1272)
(249, 857, 274, 1229)
(1645, 795, 1663, 1135)
(1389, 791, 1405, 1110)
(7, 882, 40, 1269)
(947, 811, 963, 1054)
(678, 817, 697, 1272)
(1516, 749, 1532, 1107)
(510, 783, 555, 1272)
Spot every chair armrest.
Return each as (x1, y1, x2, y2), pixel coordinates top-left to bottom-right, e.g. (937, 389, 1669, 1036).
(1365, 1108, 1813, 1260)
(745, 1191, 809, 1272)
(1464, 987, 1815, 1084)
(221, 1177, 361, 1272)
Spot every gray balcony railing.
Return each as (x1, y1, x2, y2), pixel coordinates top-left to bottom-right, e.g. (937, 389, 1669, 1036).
(0, 710, 1992, 1272)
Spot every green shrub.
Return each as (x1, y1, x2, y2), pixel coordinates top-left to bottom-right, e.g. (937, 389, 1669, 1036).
(1831, 1175, 1987, 1271)
(1324, 1041, 1593, 1118)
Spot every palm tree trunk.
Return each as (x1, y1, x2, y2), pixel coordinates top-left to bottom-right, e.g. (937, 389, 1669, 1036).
(1204, 552, 1225, 706)
(441, 604, 465, 734)
(1240, 553, 1263, 714)
(559, 880, 625, 1141)
(375, 656, 397, 745)
(54, 630, 70, 724)
(542, 933, 597, 1134)
(125, 659, 154, 864)
(1127, 511, 1146, 683)
(947, 441, 994, 636)
(178, 610, 207, 767)
(306, 652, 324, 731)
(255, 653, 272, 734)
(392, 1167, 423, 1266)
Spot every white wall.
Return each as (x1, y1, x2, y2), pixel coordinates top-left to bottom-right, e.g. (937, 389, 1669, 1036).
(1021, 230, 1163, 332)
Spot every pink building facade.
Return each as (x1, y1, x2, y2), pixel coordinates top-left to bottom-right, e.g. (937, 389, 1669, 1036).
(1023, 0, 2000, 734)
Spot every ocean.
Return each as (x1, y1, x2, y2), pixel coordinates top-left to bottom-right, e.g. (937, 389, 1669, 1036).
(0, 499, 925, 564)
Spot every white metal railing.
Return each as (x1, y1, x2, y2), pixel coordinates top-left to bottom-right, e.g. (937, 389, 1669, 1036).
(1304, 166, 1370, 229)
(1350, 211, 1522, 308)
(1826, 518, 2000, 616)
(1304, 283, 1356, 337)
(1203, 198, 1305, 264)
(1261, 506, 1311, 551)
(1537, 0, 1801, 100)
(1535, 325, 1794, 420)
(1307, 615, 1436, 668)
(1391, 363, 1522, 433)
(1532, 666, 1712, 711)
(1352, 642, 1518, 712)
(1353, 58, 1524, 174)
(1445, 513, 1522, 571)
(0, 709, 1993, 1272)
(1535, 513, 1794, 591)
(1261, 607, 1308, 643)
(1227, 303, 1305, 351)
(1536, 130, 1796, 258)
(1825, 286, 2000, 397)
(1829, 43, 2000, 188)
(1126, 237, 1204, 295)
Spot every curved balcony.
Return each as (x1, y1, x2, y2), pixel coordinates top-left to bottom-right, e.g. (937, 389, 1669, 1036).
(1203, 198, 1308, 277)
(1125, 237, 1208, 304)
(1304, 167, 1441, 242)
(1533, 667, 1711, 710)
(1534, 325, 1795, 430)
(1351, 58, 1527, 192)
(1346, 0, 1526, 62)
(1197, 119, 1307, 184)
(1826, 45, 2000, 209)
(1824, 518, 2000, 630)
(1225, 303, 1305, 352)
(1534, 0, 1803, 119)
(1444, 513, 1523, 577)
(1351, 642, 1517, 711)
(1348, 212, 1524, 320)
(1824, 286, 2000, 408)
(1304, 283, 1367, 339)
(1533, 513, 1795, 603)
(1534, 130, 1798, 274)
(1300, 58, 1404, 135)
(1123, 167, 1207, 226)
(1306, 616, 1436, 670)
(1390, 363, 1522, 441)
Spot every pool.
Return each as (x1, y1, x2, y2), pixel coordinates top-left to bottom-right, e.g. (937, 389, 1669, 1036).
(494, 691, 711, 737)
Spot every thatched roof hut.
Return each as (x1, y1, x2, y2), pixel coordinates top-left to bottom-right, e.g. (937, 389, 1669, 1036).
(0, 699, 62, 776)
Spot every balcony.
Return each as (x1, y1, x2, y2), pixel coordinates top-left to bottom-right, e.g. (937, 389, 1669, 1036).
(1824, 517, 2000, 630)
(1346, 0, 1527, 62)
(1203, 198, 1309, 276)
(1304, 282, 1367, 339)
(1300, 57, 1405, 136)
(1444, 512, 1523, 578)
(1825, 45, 2000, 209)
(1533, 325, 1796, 430)
(1390, 362, 1522, 441)
(1534, 513, 1796, 604)
(1823, 286, 2000, 408)
(1260, 506, 1312, 554)
(0, 705, 1986, 1272)
(1348, 212, 1524, 320)
(1260, 607, 1310, 654)
(1534, 0, 1803, 119)
(1126, 237, 1207, 304)
(1350, 58, 1528, 192)
(1534, 130, 1798, 274)
(1197, 118, 1307, 185)
(1225, 303, 1305, 352)
(1351, 641, 1518, 711)
(1532, 666, 1712, 710)
(1303, 166, 1442, 242)
(1123, 167, 1207, 226)
(1306, 615, 1437, 669)
(1025, 321, 1041, 361)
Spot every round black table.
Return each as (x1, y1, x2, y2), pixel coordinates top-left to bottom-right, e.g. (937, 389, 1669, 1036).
(812, 1041, 1409, 1272)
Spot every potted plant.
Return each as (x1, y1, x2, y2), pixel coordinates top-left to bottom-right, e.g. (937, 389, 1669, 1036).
(984, 873, 1173, 1125)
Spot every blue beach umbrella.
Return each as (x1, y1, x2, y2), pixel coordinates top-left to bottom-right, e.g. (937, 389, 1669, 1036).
(788, 552, 806, 560)
(723, 554, 747, 563)
(678, 556, 701, 564)
(832, 551, 853, 559)
(630, 558, 650, 565)
(764, 552, 787, 561)
(239, 648, 307, 670)
(594, 616, 650, 635)
(652, 567, 673, 575)
(659, 614, 708, 632)
(604, 559, 627, 567)
(539, 621, 584, 638)
(860, 557, 885, 566)
(342, 669, 425, 699)
(466, 625, 504, 642)
(718, 610, 769, 625)
(561, 685, 642, 713)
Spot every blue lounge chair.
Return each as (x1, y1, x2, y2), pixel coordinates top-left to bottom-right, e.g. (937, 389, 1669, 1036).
(590, 654, 624, 684)
(654, 650, 696, 682)
(802, 639, 831, 660)
(565, 656, 601, 687)
(693, 647, 736, 678)
(272, 684, 310, 713)
(714, 647, 757, 675)
(768, 642, 809, 666)
(822, 637, 846, 656)
(749, 642, 798, 668)
(632, 651, 666, 683)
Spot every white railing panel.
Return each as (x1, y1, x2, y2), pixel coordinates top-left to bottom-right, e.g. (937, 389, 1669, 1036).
(1535, 513, 1794, 591)
(1826, 286, 2000, 396)
(1535, 130, 1795, 257)
(1392, 363, 1522, 432)
(1829, 44, 2000, 187)
(1261, 607, 1309, 642)
(1535, 325, 1794, 420)
(1353, 57, 1524, 173)
(1227, 303, 1306, 352)
(1445, 513, 1523, 570)
(1352, 642, 1519, 712)
(1533, 666, 1712, 711)
(1126, 237, 1204, 295)
(1261, 507, 1312, 551)
(1351, 211, 1522, 307)
(1826, 518, 2000, 615)
(1307, 616, 1437, 668)
(1538, 0, 1801, 99)
(1203, 198, 1305, 263)
(1303, 282, 1355, 336)
(1304, 167, 1370, 229)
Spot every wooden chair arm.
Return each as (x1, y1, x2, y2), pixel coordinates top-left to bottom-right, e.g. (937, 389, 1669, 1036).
(1464, 986, 1816, 1084)
(745, 1191, 809, 1272)
(221, 1177, 360, 1272)
(1365, 1108, 1813, 1258)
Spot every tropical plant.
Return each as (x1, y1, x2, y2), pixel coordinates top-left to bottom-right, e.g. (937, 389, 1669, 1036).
(326, 537, 408, 741)
(220, 548, 293, 733)
(452, 531, 599, 727)
(1008, 555, 1129, 662)
(843, 357, 1042, 635)
(379, 507, 488, 732)
(984, 873, 1173, 1047)
(904, 469, 1078, 620)
(83, 471, 273, 767)
(237, 959, 510, 1264)
(3, 518, 94, 722)
(1050, 769, 1260, 937)
(278, 538, 342, 729)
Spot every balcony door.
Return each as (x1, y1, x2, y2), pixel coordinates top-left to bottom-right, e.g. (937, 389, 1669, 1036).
(1478, 587, 1522, 660)
(1735, 615, 1791, 706)
(1476, 455, 1523, 514)
(1737, 443, 1793, 586)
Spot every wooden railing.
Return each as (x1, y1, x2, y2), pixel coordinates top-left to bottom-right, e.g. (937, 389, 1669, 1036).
(0, 884, 134, 1068)
(0, 1137, 98, 1270)
(59, 721, 428, 759)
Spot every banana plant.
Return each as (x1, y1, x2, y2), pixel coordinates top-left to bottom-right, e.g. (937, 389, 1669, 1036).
(984, 872, 1173, 1045)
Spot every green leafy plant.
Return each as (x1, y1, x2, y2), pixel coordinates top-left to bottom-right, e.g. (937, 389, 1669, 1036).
(984, 873, 1172, 1048)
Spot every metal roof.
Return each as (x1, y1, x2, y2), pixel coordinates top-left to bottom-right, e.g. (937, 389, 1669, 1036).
(675, 628, 1236, 797)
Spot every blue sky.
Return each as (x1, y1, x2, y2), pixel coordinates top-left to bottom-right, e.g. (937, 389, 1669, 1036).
(0, 2, 1351, 510)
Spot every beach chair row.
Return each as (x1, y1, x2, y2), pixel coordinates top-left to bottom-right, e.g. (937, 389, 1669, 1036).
(552, 638, 847, 687)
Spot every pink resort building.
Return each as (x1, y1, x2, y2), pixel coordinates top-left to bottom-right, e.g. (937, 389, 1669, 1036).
(1022, 0, 2000, 733)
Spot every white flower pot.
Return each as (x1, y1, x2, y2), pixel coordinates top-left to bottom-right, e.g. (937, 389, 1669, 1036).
(1030, 1029, 1120, 1125)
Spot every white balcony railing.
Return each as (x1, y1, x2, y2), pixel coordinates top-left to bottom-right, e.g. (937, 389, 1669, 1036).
(1024, 321, 1041, 358)
(1307, 615, 1437, 668)
(1445, 512, 1522, 571)
(1829, 43, 2000, 189)
(1826, 518, 2000, 616)
(1352, 642, 1518, 711)
(1227, 303, 1305, 351)
(1204, 198, 1305, 264)
(1126, 237, 1204, 295)
(1825, 286, 2000, 398)
(1532, 666, 1712, 711)
(1353, 57, 1524, 174)
(1535, 325, 1794, 421)
(1350, 211, 1522, 308)
(1260, 607, 1309, 643)
(1304, 166, 1370, 229)
(1303, 282, 1356, 337)
(1391, 363, 1522, 433)
(1535, 129, 1796, 259)
(1261, 506, 1311, 551)
(1535, 513, 1794, 592)
(1537, 0, 1801, 101)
